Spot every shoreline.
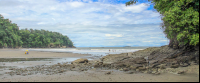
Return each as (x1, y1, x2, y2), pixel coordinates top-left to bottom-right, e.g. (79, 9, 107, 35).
(0, 49, 91, 58)
(0, 47, 199, 82)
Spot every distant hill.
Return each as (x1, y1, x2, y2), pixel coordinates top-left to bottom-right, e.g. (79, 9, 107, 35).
(0, 14, 75, 48)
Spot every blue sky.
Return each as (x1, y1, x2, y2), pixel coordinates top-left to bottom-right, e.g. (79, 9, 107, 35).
(0, 0, 169, 47)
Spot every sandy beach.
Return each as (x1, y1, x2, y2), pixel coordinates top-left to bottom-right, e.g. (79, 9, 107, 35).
(1, 70, 199, 82)
(0, 49, 199, 82)
(0, 49, 90, 58)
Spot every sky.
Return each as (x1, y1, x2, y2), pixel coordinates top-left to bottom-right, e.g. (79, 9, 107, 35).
(0, 0, 169, 47)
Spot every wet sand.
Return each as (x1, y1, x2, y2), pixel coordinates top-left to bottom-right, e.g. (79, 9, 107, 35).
(0, 70, 199, 82)
(0, 49, 199, 82)
(0, 49, 91, 58)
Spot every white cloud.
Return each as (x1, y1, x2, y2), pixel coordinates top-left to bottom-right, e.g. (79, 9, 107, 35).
(161, 40, 168, 41)
(143, 41, 153, 42)
(0, 0, 167, 47)
(105, 34, 123, 37)
(37, 22, 47, 25)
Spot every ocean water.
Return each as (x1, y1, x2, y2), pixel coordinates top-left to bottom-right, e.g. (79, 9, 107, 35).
(23, 47, 150, 57)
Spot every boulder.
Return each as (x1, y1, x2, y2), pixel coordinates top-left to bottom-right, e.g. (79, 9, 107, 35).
(71, 58, 88, 64)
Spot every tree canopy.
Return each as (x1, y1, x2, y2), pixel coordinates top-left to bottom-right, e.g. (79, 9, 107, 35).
(126, 0, 199, 49)
(0, 14, 74, 48)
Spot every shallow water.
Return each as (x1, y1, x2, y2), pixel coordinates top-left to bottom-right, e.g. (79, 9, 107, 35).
(22, 47, 147, 57)
(0, 56, 95, 69)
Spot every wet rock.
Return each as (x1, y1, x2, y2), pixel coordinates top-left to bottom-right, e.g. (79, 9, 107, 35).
(72, 58, 88, 64)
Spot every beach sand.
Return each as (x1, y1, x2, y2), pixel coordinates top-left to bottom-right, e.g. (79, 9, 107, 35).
(0, 49, 199, 82)
(0, 70, 199, 82)
(0, 49, 90, 58)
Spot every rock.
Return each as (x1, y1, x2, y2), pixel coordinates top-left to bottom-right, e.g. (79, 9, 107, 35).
(9, 68, 14, 70)
(130, 66, 137, 70)
(135, 60, 146, 64)
(119, 68, 123, 71)
(105, 71, 111, 75)
(151, 71, 160, 75)
(152, 71, 157, 74)
(22, 74, 27, 76)
(137, 67, 146, 71)
(58, 70, 63, 73)
(72, 58, 88, 64)
(170, 64, 179, 68)
(127, 52, 133, 56)
(158, 64, 166, 69)
(177, 70, 185, 74)
(123, 68, 129, 71)
(154, 72, 160, 75)
(143, 71, 148, 74)
(180, 63, 189, 67)
(136, 69, 140, 72)
(150, 63, 161, 68)
(91, 68, 96, 71)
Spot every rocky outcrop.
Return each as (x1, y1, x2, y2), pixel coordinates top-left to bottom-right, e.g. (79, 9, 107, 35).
(98, 45, 199, 75)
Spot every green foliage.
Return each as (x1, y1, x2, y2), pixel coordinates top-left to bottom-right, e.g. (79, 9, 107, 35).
(0, 14, 22, 48)
(0, 14, 74, 48)
(19, 28, 74, 48)
(126, 0, 199, 47)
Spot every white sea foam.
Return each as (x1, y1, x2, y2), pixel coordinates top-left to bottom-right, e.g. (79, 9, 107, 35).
(23, 47, 148, 57)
